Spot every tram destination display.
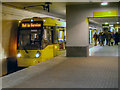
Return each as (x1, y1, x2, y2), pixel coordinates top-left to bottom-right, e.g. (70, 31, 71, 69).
(20, 21, 43, 30)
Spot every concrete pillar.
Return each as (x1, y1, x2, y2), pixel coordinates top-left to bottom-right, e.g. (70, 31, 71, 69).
(66, 5, 90, 57)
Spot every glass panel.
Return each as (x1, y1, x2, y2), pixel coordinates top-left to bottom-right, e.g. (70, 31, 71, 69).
(18, 30, 42, 50)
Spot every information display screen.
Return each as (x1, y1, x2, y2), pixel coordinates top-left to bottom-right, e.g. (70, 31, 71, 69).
(20, 21, 43, 30)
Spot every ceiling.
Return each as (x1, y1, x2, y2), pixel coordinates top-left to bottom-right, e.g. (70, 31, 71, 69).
(89, 17, 120, 25)
(2, 2, 66, 19)
(2, 0, 120, 2)
(2, 2, 120, 20)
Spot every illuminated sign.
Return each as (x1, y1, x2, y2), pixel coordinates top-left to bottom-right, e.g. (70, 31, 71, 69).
(93, 10, 117, 17)
(59, 28, 63, 30)
(22, 23, 41, 28)
(20, 21, 43, 30)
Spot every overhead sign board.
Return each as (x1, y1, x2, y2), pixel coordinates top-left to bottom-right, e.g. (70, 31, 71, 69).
(93, 10, 117, 17)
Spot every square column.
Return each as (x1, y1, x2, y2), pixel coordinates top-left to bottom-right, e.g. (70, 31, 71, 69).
(66, 5, 89, 57)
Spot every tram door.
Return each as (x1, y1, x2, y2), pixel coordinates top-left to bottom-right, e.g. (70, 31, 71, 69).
(48, 30, 52, 44)
(43, 28, 54, 45)
(48, 27, 54, 44)
(51, 30, 54, 44)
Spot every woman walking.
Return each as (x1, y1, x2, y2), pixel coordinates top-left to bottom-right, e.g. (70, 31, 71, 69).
(93, 32, 98, 46)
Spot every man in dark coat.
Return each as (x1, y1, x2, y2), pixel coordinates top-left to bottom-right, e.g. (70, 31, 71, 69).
(115, 32, 119, 45)
(107, 31, 112, 46)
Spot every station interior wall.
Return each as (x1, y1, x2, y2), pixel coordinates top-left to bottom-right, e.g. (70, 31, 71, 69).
(1, 5, 63, 76)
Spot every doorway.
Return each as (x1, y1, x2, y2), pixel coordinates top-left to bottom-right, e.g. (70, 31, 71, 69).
(88, 16, 120, 56)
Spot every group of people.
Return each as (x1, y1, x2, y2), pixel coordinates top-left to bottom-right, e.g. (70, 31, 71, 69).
(93, 31, 120, 46)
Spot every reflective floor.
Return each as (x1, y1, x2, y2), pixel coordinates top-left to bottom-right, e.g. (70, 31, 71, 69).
(2, 56, 118, 88)
(2, 46, 118, 88)
(2, 45, 119, 88)
(89, 45, 119, 56)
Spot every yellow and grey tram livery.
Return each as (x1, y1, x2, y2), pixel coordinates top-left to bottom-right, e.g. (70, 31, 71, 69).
(17, 17, 66, 67)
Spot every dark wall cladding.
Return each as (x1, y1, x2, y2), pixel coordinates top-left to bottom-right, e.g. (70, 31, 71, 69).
(1, 88, 119, 90)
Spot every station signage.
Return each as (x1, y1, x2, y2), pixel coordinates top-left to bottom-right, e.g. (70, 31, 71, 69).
(59, 28, 63, 30)
(22, 23, 41, 28)
(93, 10, 117, 17)
(20, 21, 43, 30)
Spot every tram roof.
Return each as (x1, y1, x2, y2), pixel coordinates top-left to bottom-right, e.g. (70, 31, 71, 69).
(20, 17, 66, 27)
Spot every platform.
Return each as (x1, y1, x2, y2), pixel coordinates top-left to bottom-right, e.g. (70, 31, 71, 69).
(2, 45, 118, 88)
(89, 45, 119, 56)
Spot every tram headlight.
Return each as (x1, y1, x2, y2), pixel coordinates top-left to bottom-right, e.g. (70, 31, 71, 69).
(17, 53, 21, 57)
(35, 51, 41, 58)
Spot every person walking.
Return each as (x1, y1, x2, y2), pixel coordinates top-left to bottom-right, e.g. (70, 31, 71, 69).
(99, 32, 102, 46)
(105, 32, 108, 45)
(112, 32, 115, 38)
(101, 32, 106, 46)
(107, 31, 112, 46)
(93, 32, 98, 46)
(114, 32, 119, 45)
(119, 29, 120, 43)
(110, 37, 114, 46)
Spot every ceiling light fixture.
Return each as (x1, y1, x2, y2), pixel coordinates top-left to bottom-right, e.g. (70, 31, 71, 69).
(105, 22, 109, 25)
(109, 25, 114, 27)
(89, 26, 92, 29)
(117, 22, 119, 24)
(101, 2, 108, 6)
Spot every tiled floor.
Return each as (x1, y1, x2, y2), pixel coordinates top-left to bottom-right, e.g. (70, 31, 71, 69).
(89, 45, 119, 56)
(2, 45, 119, 88)
(2, 57, 118, 88)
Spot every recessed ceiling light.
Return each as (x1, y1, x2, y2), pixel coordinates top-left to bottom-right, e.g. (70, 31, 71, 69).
(31, 19, 33, 22)
(19, 21, 21, 23)
(101, 2, 108, 6)
(89, 27, 92, 29)
(105, 22, 109, 25)
(109, 25, 114, 27)
(44, 20, 46, 22)
(117, 22, 119, 24)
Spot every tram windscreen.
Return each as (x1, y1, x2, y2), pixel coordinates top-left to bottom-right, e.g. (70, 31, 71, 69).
(18, 30, 43, 50)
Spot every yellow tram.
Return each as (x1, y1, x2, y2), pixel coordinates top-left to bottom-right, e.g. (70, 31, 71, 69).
(17, 17, 66, 67)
